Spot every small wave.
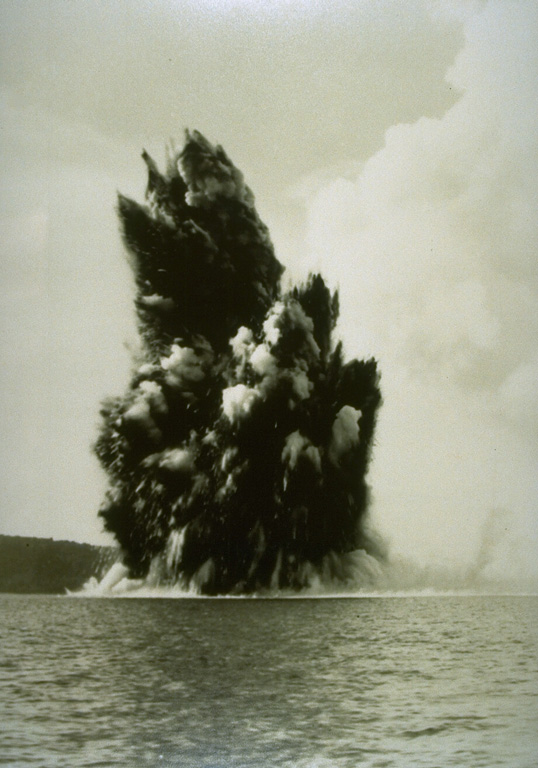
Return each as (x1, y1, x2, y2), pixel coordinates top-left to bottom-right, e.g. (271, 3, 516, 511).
(403, 725, 447, 739)
(403, 715, 493, 739)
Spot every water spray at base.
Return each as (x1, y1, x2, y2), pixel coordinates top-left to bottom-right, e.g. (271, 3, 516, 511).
(94, 131, 381, 595)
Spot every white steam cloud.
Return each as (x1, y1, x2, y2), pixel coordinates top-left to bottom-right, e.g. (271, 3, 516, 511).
(300, 0, 538, 579)
(329, 406, 361, 467)
(222, 384, 261, 422)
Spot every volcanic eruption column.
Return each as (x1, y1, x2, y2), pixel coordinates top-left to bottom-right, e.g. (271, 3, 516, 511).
(95, 131, 381, 594)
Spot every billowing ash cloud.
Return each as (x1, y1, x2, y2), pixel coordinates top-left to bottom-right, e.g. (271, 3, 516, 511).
(94, 131, 381, 595)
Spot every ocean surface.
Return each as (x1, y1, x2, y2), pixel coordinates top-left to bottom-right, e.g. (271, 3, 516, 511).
(1, 594, 536, 768)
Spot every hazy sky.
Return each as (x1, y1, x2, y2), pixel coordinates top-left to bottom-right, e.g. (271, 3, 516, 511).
(1, 0, 536, 583)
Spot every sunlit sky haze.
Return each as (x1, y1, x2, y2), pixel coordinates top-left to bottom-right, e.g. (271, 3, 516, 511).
(0, 0, 536, 585)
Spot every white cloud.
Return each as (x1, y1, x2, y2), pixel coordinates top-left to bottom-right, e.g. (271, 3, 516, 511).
(158, 448, 195, 473)
(161, 344, 208, 389)
(301, 0, 538, 572)
(282, 430, 321, 473)
(222, 384, 261, 422)
(250, 343, 278, 379)
(329, 406, 361, 466)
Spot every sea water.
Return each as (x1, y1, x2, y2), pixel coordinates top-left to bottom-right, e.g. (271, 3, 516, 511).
(1, 595, 536, 767)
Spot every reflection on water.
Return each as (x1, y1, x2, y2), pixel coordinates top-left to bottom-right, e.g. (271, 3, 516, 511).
(1, 596, 537, 767)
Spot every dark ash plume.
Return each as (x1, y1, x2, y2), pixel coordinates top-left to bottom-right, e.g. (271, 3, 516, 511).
(94, 130, 381, 594)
